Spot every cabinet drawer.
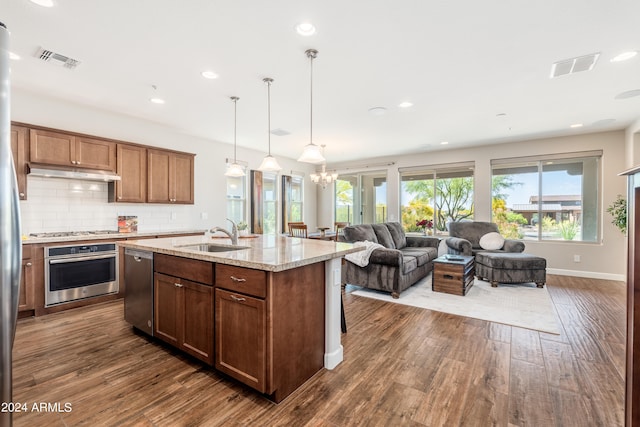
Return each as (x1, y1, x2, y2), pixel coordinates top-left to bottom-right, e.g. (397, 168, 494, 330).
(216, 264, 266, 298)
(154, 253, 213, 285)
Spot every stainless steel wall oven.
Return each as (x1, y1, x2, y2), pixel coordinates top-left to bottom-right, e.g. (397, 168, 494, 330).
(45, 243, 119, 307)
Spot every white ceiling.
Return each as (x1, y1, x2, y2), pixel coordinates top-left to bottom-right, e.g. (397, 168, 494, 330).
(3, 0, 640, 163)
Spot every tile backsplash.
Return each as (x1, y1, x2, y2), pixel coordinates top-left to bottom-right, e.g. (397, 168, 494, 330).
(20, 176, 199, 234)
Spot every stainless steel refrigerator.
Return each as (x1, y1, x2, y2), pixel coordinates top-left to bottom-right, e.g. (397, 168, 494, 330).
(0, 21, 23, 427)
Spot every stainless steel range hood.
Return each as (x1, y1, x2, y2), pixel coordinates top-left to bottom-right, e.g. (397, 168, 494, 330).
(29, 167, 121, 182)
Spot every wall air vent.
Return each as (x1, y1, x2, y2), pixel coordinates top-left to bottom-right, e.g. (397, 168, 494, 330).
(35, 47, 81, 69)
(550, 52, 600, 78)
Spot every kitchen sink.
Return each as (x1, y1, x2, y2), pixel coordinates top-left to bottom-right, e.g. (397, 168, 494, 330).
(177, 243, 249, 252)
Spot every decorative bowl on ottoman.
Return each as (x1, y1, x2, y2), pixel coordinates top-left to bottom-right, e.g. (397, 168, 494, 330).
(475, 252, 547, 288)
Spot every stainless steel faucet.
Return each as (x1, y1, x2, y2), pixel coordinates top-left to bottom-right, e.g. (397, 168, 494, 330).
(210, 218, 239, 245)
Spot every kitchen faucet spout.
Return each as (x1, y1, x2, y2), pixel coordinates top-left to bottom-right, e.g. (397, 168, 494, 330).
(209, 218, 239, 245)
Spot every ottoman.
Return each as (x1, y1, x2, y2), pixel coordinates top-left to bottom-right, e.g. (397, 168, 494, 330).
(475, 252, 546, 288)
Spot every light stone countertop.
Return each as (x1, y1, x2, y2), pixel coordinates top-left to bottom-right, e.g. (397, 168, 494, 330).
(22, 230, 206, 245)
(118, 234, 363, 272)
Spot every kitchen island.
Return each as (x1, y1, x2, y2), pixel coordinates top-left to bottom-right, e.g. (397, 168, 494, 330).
(118, 234, 361, 402)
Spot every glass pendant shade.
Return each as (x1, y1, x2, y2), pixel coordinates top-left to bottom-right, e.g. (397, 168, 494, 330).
(225, 96, 245, 177)
(258, 155, 282, 172)
(297, 143, 325, 164)
(225, 162, 245, 177)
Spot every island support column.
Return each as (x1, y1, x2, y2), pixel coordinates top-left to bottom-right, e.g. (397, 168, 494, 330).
(324, 257, 343, 369)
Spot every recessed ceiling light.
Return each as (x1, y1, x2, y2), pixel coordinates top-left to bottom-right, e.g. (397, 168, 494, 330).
(440, 141, 449, 145)
(570, 123, 583, 128)
(9, 52, 20, 60)
(29, 0, 54, 7)
(398, 102, 413, 108)
(496, 112, 507, 117)
(150, 97, 165, 104)
(201, 70, 218, 79)
(295, 22, 316, 36)
(368, 107, 387, 116)
(615, 89, 640, 100)
(611, 51, 638, 62)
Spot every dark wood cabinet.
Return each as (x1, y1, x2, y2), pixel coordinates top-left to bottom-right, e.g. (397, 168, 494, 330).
(111, 144, 147, 203)
(10, 125, 29, 200)
(154, 254, 213, 365)
(147, 149, 194, 204)
(19, 245, 34, 312)
(215, 265, 267, 392)
(29, 128, 116, 171)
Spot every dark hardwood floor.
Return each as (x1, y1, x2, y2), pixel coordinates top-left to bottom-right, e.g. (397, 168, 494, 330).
(11, 274, 625, 426)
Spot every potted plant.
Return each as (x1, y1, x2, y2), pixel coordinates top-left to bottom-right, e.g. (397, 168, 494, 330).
(416, 219, 434, 236)
(606, 194, 627, 235)
(237, 221, 249, 236)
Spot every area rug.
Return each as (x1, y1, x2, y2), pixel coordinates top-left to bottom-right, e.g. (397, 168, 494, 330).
(350, 274, 561, 334)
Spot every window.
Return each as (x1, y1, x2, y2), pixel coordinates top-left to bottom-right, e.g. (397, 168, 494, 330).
(262, 172, 278, 235)
(282, 175, 303, 232)
(399, 162, 474, 234)
(334, 171, 387, 225)
(226, 173, 246, 225)
(491, 151, 601, 242)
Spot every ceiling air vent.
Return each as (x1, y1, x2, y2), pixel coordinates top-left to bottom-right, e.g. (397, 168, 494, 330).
(35, 47, 81, 69)
(550, 52, 600, 78)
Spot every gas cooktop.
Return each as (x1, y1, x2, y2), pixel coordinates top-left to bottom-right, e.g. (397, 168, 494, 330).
(29, 230, 121, 238)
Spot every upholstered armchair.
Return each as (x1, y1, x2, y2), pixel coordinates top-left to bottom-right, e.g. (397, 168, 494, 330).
(445, 221, 524, 256)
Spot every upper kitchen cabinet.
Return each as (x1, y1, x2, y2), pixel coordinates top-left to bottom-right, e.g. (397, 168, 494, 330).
(10, 125, 29, 200)
(147, 149, 194, 204)
(111, 144, 147, 203)
(29, 128, 116, 172)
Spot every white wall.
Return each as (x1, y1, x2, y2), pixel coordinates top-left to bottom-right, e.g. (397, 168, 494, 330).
(626, 117, 640, 169)
(321, 130, 628, 280)
(12, 89, 319, 235)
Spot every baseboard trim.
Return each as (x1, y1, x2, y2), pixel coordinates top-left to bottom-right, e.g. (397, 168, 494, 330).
(547, 268, 625, 282)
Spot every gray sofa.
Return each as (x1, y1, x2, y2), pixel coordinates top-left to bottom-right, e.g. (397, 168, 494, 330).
(445, 221, 525, 256)
(341, 222, 440, 298)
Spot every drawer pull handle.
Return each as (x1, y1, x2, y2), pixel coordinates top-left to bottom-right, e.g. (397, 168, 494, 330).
(230, 295, 246, 302)
(230, 276, 246, 283)
(443, 274, 454, 279)
(25, 262, 32, 267)
(174, 283, 183, 288)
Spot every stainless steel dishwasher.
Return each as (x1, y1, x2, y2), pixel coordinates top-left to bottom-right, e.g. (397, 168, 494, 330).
(124, 248, 154, 336)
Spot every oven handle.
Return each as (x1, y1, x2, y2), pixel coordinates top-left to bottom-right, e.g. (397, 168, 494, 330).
(48, 253, 117, 264)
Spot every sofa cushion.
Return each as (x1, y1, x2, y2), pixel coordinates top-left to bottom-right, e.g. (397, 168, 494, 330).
(385, 222, 407, 249)
(343, 224, 378, 244)
(402, 255, 418, 274)
(372, 223, 396, 248)
(476, 252, 546, 270)
(479, 232, 505, 250)
(400, 247, 437, 267)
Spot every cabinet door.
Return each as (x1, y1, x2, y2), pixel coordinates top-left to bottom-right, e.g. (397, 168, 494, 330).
(172, 153, 194, 204)
(10, 125, 28, 200)
(181, 280, 213, 365)
(76, 137, 116, 171)
(215, 288, 266, 392)
(18, 257, 34, 312)
(115, 144, 147, 203)
(154, 273, 182, 347)
(29, 129, 76, 166)
(147, 149, 171, 203)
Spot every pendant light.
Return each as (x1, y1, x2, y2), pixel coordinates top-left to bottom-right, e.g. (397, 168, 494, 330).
(297, 49, 326, 164)
(258, 77, 282, 172)
(225, 96, 245, 177)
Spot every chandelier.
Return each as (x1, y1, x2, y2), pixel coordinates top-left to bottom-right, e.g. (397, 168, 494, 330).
(310, 145, 338, 189)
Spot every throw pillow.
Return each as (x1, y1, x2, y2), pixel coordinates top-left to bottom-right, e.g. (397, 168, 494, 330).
(479, 232, 505, 250)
